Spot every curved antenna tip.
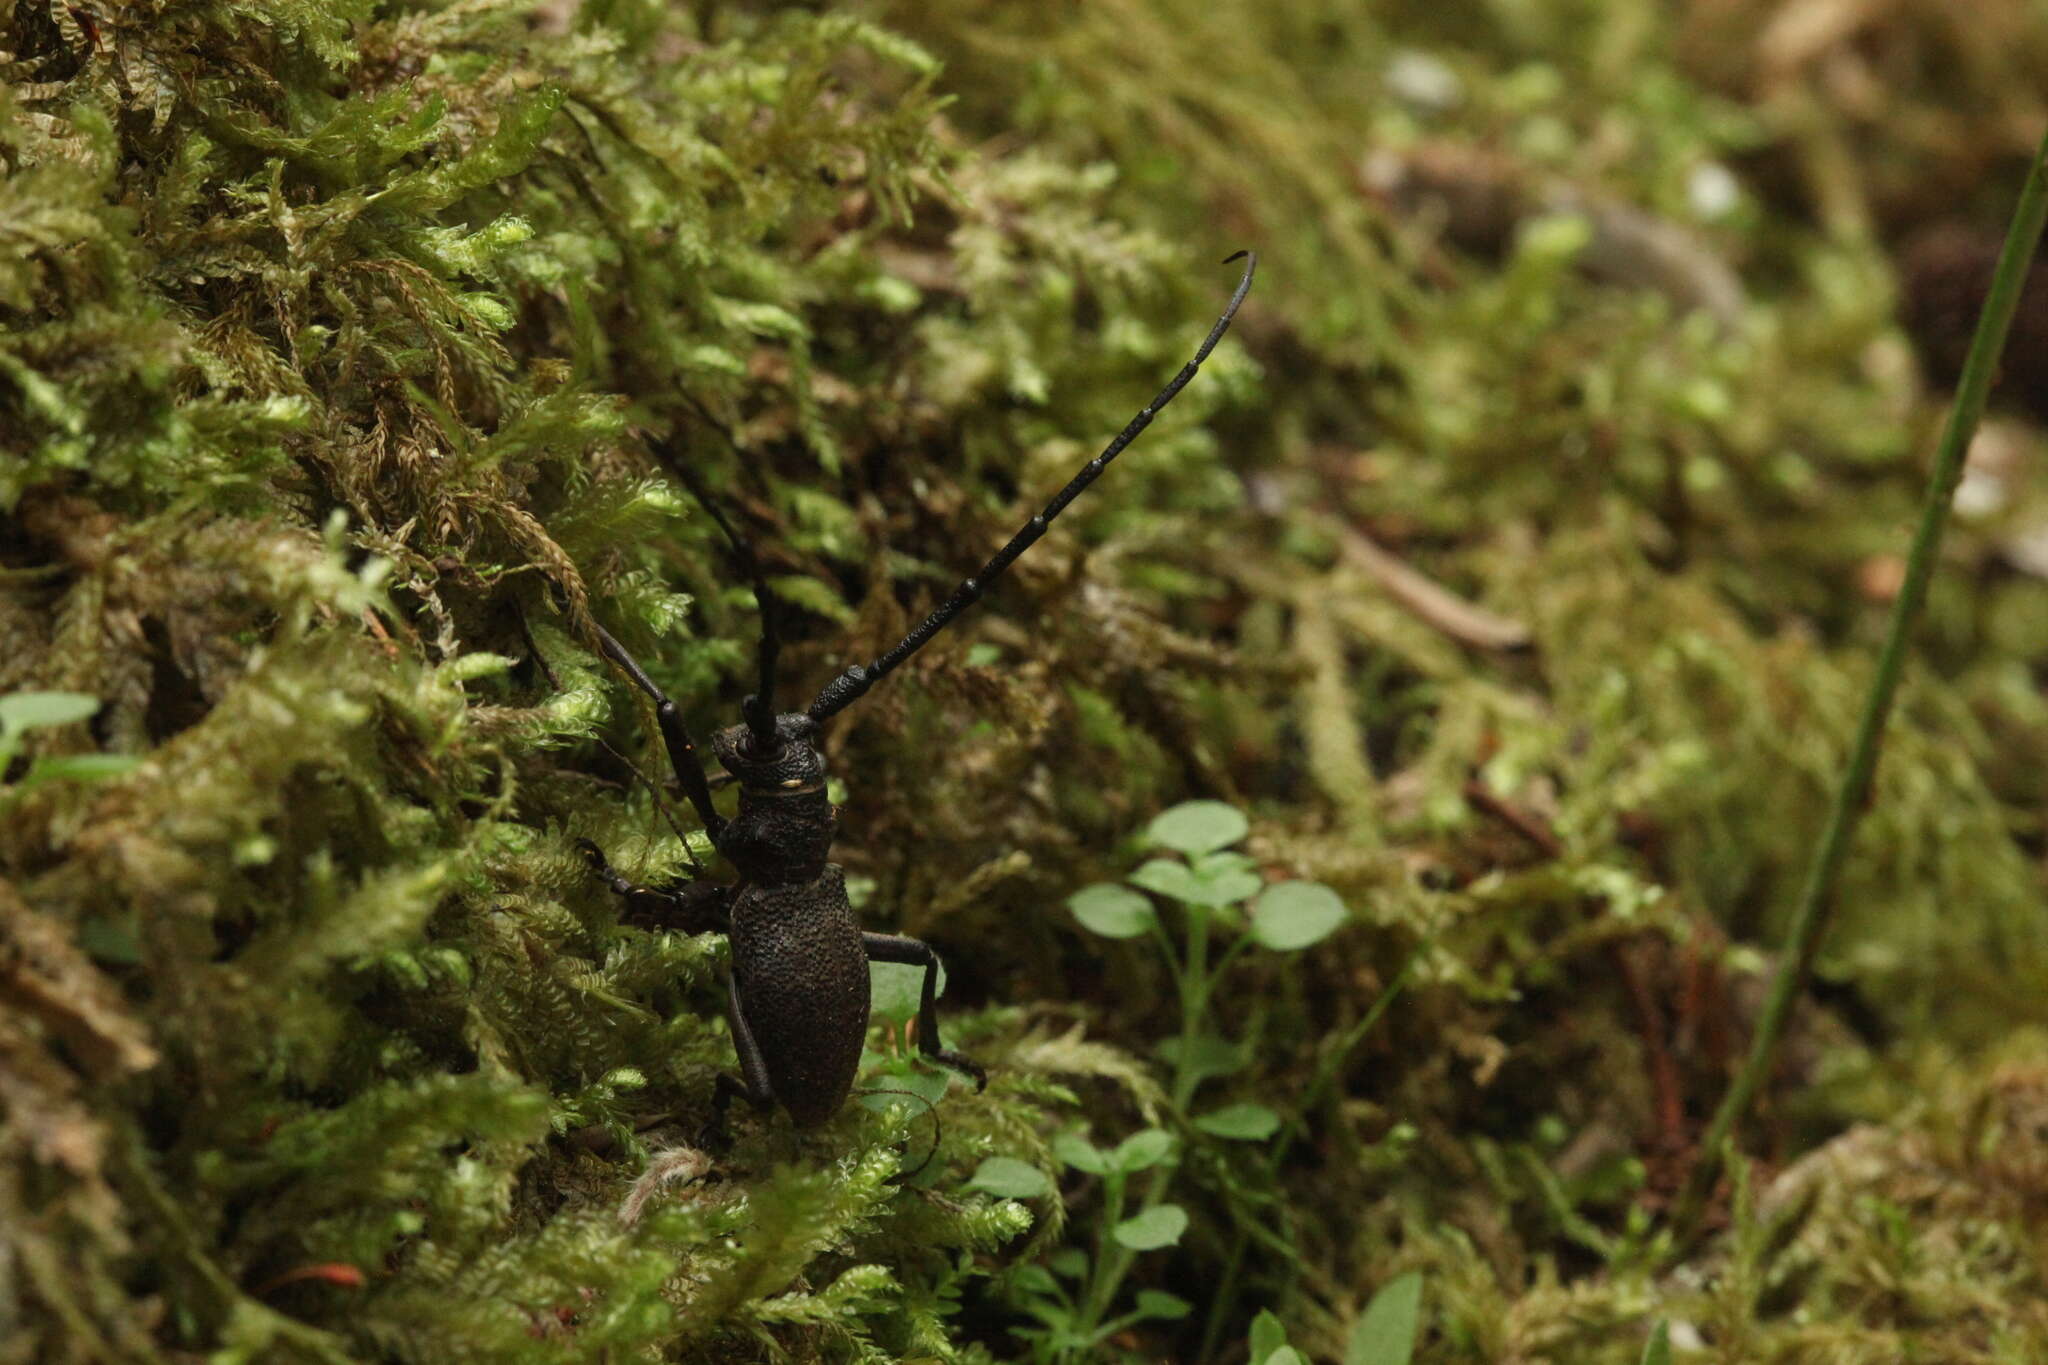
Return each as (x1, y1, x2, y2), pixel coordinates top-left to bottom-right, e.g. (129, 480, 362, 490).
(801, 244, 1257, 725)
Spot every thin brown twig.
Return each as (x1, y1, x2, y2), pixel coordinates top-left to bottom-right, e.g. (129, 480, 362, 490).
(1461, 778, 1563, 858)
(1338, 524, 1532, 652)
(1608, 939, 1688, 1199)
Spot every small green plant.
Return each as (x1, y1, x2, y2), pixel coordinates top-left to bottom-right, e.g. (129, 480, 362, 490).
(1346, 1272, 1424, 1365)
(1003, 800, 1363, 1360)
(1238, 1271, 1425, 1365)
(1248, 1308, 1307, 1365)
(0, 692, 135, 809)
(999, 1126, 1193, 1358)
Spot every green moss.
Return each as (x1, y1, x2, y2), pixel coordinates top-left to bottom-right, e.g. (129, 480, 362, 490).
(6, 0, 2048, 1360)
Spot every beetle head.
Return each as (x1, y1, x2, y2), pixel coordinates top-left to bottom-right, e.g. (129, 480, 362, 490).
(710, 712, 825, 789)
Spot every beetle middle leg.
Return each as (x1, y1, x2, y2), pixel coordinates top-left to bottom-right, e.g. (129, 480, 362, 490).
(862, 933, 988, 1090)
(702, 971, 777, 1149)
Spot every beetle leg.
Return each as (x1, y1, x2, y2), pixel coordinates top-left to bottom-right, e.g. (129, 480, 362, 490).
(702, 970, 776, 1149)
(577, 839, 732, 933)
(592, 626, 728, 842)
(861, 933, 987, 1091)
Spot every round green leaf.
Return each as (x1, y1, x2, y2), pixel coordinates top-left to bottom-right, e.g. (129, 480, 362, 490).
(870, 955, 942, 1021)
(1128, 854, 1263, 907)
(1346, 1270, 1424, 1365)
(1111, 1203, 1188, 1250)
(1110, 1127, 1175, 1173)
(1126, 859, 1204, 904)
(1157, 1033, 1246, 1082)
(1067, 883, 1156, 938)
(1250, 1309, 1289, 1364)
(1189, 866, 1264, 906)
(1136, 1290, 1191, 1321)
(1009, 1264, 1059, 1295)
(1052, 1133, 1110, 1175)
(0, 692, 100, 732)
(1147, 800, 1249, 856)
(1249, 881, 1349, 951)
(965, 1157, 1053, 1199)
(1194, 1102, 1282, 1141)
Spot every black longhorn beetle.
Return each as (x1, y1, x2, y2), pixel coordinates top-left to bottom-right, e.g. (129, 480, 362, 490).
(579, 251, 1256, 1141)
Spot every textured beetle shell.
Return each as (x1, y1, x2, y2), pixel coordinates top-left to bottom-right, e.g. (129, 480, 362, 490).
(711, 716, 825, 787)
(713, 716, 836, 886)
(719, 786, 835, 887)
(729, 864, 869, 1128)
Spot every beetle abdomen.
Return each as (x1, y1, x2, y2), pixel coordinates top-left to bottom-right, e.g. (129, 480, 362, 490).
(728, 865, 869, 1128)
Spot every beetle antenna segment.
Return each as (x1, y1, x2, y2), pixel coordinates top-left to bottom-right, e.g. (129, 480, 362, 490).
(805, 250, 1257, 724)
(646, 427, 783, 749)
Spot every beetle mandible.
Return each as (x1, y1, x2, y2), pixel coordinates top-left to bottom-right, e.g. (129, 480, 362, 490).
(581, 252, 1256, 1138)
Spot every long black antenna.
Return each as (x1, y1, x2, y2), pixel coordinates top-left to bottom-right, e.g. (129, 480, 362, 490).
(645, 428, 782, 748)
(806, 250, 1257, 724)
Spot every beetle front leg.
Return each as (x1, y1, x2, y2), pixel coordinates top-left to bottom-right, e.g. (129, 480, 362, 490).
(592, 626, 728, 843)
(578, 839, 732, 934)
(862, 933, 987, 1091)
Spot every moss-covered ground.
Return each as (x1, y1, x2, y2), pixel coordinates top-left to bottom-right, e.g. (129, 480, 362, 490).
(5, 1, 2048, 1360)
